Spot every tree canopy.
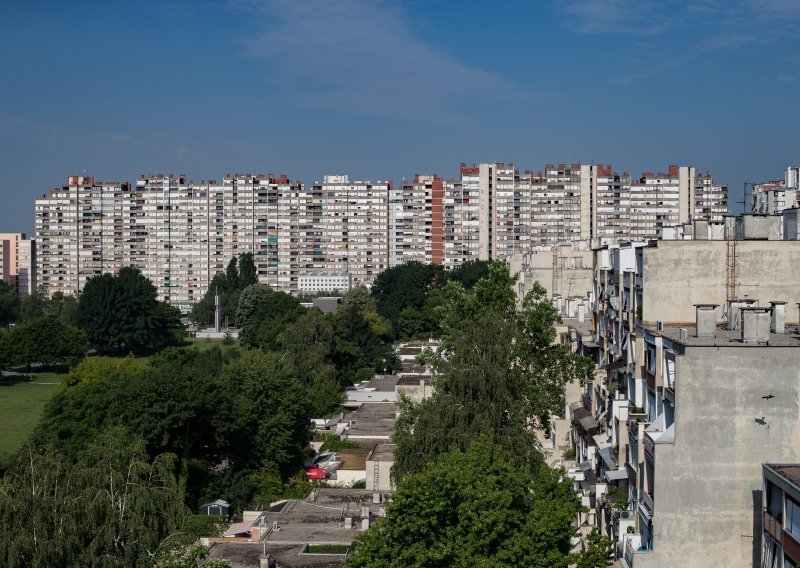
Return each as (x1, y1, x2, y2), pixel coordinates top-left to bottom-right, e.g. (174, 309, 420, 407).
(76, 267, 181, 354)
(345, 438, 582, 568)
(5, 316, 87, 371)
(0, 428, 187, 568)
(190, 253, 258, 326)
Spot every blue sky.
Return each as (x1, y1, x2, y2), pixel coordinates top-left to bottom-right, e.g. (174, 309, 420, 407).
(2, 0, 799, 232)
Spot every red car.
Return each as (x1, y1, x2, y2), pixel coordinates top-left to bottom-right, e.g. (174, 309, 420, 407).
(305, 465, 328, 480)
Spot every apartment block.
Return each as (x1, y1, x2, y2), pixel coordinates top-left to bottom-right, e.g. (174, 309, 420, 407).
(307, 175, 390, 288)
(35, 176, 130, 297)
(389, 175, 444, 267)
(565, 228, 800, 567)
(0, 233, 31, 295)
(752, 166, 800, 214)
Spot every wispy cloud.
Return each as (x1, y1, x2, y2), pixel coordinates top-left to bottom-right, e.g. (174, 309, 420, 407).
(557, 0, 676, 35)
(234, 0, 536, 122)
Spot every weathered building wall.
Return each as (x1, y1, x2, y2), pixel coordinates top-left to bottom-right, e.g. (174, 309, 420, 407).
(642, 241, 800, 325)
(635, 345, 800, 568)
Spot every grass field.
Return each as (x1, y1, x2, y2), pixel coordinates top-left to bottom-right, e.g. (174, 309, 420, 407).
(0, 376, 61, 465)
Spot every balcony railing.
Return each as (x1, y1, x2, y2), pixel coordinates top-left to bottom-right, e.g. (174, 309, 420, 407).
(641, 492, 654, 517)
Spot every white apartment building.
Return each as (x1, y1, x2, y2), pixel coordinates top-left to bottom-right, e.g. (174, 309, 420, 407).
(390, 175, 444, 267)
(35, 177, 130, 297)
(307, 175, 390, 288)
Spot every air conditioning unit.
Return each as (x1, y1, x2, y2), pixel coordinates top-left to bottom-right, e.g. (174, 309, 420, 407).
(349, 420, 357, 429)
(656, 321, 664, 332)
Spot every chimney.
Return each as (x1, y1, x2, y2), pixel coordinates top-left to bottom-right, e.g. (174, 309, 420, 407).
(728, 298, 756, 330)
(578, 303, 585, 323)
(361, 518, 370, 530)
(694, 304, 718, 338)
(741, 307, 772, 343)
(770, 302, 786, 334)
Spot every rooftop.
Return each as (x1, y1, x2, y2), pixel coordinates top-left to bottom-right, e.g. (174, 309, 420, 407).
(396, 375, 431, 386)
(645, 324, 800, 347)
(207, 489, 383, 568)
(767, 464, 800, 489)
(341, 402, 396, 438)
(368, 443, 396, 462)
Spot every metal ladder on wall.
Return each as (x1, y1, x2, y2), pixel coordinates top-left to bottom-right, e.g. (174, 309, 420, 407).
(726, 238, 736, 307)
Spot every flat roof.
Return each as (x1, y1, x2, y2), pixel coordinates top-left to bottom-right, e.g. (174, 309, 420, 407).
(368, 443, 396, 462)
(342, 402, 396, 438)
(396, 375, 431, 386)
(645, 324, 800, 347)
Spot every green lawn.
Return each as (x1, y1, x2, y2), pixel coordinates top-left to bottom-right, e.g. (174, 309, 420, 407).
(0, 377, 61, 465)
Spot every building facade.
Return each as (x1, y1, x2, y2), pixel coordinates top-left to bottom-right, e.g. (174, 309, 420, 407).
(34, 163, 727, 306)
(0, 233, 33, 296)
(566, 228, 800, 567)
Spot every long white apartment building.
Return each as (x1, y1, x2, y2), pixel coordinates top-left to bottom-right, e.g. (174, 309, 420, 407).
(565, 219, 800, 568)
(34, 163, 726, 306)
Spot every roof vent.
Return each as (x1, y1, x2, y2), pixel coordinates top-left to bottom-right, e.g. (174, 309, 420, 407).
(770, 302, 786, 335)
(679, 328, 687, 340)
(741, 307, 771, 344)
(656, 321, 664, 332)
(728, 298, 756, 330)
(694, 304, 718, 339)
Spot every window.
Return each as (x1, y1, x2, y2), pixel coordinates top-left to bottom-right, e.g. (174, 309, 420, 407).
(787, 497, 800, 539)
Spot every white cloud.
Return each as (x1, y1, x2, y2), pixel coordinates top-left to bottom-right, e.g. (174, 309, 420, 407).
(234, 0, 535, 122)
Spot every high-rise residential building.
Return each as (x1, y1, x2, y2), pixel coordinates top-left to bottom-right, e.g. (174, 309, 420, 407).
(390, 175, 444, 267)
(35, 176, 130, 297)
(307, 175, 390, 288)
(34, 163, 727, 306)
(0, 232, 35, 297)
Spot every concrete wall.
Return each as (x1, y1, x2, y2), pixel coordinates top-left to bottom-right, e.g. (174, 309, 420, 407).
(509, 247, 594, 302)
(366, 459, 394, 492)
(635, 346, 800, 568)
(642, 240, 800, 325)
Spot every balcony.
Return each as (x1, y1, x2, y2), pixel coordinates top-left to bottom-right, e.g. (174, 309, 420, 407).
(623, 536, 651, 568)
(640, 492, 654, 518)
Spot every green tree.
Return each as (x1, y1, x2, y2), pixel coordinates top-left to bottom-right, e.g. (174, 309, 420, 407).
(573, 529, 614, 568)
(221, 350, 310, 478)
(393, 262, 593, 478)
(8, 316, 88, 371)
(238, 252, 257, 288)
(0, 280, 19, 326)
(444, 259, 491, 290)
(225, 257, 240, 292)
(345, 438, 581, 568)
(49, 291, 79, 325)
(236, 284, 303, 349)
(370, 262, 443, 337)
(0, 428, 187, 568)
(190, 273, 228, 326)
(18, 288, 48, 323)
(76, 267, 180, 354)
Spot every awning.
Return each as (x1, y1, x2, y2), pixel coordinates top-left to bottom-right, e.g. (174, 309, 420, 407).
(605, 469, 628, 482)
(598, 446, 617, 470)
(223, 521, 252, 537)
(604, 359, 626, 371)
(582, 341, 599, 348)
(577, 461, 592, 472)
(569, 401, 586, 412)
(579, 415, 599, 432)
(592, 433, 611, 448)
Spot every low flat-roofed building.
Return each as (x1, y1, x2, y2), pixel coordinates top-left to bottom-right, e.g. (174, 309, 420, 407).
(207, 489, 386, 568)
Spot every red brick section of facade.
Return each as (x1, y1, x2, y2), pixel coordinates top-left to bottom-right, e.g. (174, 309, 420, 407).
(431, 178, 444, 265)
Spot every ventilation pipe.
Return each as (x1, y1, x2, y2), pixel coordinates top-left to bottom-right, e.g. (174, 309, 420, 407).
(741, 307, 772, 344)
(694, 304, 718, 339)
(770, 302, 786, 335)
